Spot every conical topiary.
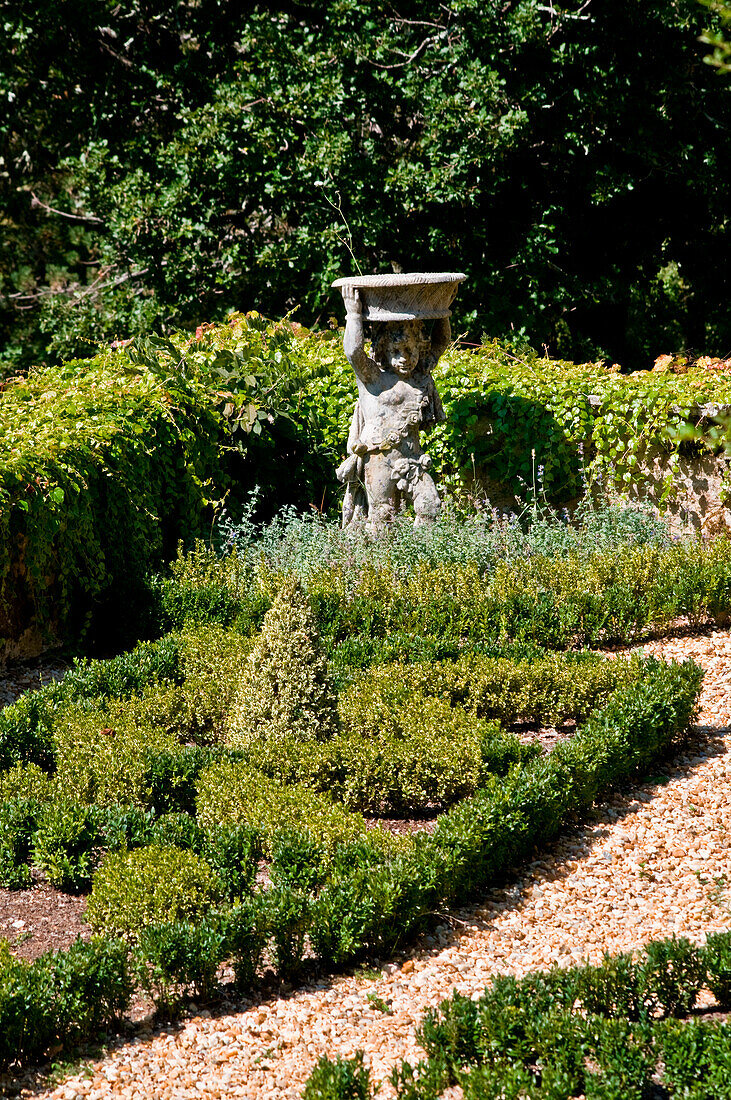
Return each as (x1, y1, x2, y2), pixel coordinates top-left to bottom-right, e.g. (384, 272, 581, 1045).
(227, 579, 339, 749)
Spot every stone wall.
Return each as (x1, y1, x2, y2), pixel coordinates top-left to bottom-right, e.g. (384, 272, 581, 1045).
(471, 402, 731, 537)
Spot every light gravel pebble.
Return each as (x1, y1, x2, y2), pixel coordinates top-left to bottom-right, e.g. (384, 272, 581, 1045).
(28, 630, 731, 1100)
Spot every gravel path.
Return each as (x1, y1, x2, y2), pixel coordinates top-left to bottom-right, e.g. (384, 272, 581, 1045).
(24, 631, 731, 1100)
(0, 657, 70, 709)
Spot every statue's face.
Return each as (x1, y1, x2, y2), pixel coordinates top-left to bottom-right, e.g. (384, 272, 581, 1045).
(373, 320, 427, 376)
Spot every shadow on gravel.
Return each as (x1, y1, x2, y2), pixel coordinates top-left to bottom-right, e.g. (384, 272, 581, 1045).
(408, 720, 731, 956)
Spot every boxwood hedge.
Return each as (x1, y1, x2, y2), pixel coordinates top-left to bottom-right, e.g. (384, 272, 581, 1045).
(0, 642, 703, 1071)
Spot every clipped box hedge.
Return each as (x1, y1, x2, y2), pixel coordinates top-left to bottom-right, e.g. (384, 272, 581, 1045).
(0, 641, 702, 1071)
(307, 930, 731, 1100)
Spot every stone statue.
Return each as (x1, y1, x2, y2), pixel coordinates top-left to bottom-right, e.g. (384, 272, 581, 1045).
(332, 272, 465, 530)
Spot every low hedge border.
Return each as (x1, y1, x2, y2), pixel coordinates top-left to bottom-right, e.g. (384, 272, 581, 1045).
(0, 653, 702, 1071)
(154, 534, 731, 652)
(303, 931, 731, 1100)
(0, 623, 249, 775)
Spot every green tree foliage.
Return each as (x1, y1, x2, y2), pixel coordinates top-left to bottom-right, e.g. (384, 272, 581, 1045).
(701, 1, 731, 70)
(2, 0, 730, 372)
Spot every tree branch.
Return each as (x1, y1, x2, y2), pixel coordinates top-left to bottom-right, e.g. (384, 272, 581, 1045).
(30, 192, 104, 226)
(6, 267, 149, 308)
(362, 35, 435, 71)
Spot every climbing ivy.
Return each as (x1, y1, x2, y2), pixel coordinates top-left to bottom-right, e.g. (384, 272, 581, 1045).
(0, 314, 332, 652)
(5, 313, 731, 653)
(300, 333, 731, 506)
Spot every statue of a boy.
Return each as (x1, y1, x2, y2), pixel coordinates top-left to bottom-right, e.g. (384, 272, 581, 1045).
(336, 285, 451, 529)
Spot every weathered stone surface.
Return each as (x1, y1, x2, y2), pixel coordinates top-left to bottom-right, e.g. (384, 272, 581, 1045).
(332, 273, 465, 530)
(332, 272, 465, 322)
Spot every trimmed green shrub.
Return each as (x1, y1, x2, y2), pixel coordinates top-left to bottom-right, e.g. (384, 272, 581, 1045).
(638, 934, 705, 1018)
(245, 644, 622, 815)
(98, 804, 156, 852)
(704, 931, 731, 1008)
(220, 900, 267, 991)
(150, 540, 269, 637)
(246, 719, 534, 816)
(195, 758, 368, 858)
(0, 636, 708, 1076)
(135, 915, 227, 1009)
(271, 827, 329, 892)
(0, 689, 58, 773)
(87, 626, 253, 752)
(377, 925, 731, 1100)
(32, 799, 100, 891)
(417, 971, 580, 1089)
(0, 939, 57, 1069)
(575, 951, 643, 1021)
(53, 695, 180, 806)
(140, 746, 226, 816)
(174, 532, 731, 654)
(459, 1061, 539, 1100)
(582, 1017, 654, 1100)
(173, 624, 253, 745)
(658, 1018, 714, 1100)
(0, 934, 133, 1070)
(702, 1024, 731, 1100)
(48, 935, 133, 1041)
(0, 763, 54, 804)
(308, 658, 701, 965)
(389, 1057, 448, 1100)
(227, 579, 339, 750)
(148, 812, 206, 853)
(417, 991, 482, 1075)
(339, 651, 642, 730)
(201, 823, 262, 900)
(0, 798, 38, 889)
(336, 697, 534, 812)
(263, 887, 312, 980)
(86, 845, 222, 937)
(302, 1052, 372, 1100)
(61, 634, 183, 702)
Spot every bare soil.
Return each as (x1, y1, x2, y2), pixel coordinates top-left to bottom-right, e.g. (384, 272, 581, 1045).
(0, 882, 87, 962)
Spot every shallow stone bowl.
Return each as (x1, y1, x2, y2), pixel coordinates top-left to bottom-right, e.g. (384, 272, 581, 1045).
(332, 272, 466, 321)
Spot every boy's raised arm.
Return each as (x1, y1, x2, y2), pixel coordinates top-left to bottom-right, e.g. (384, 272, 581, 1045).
(343, 286, 378, 381)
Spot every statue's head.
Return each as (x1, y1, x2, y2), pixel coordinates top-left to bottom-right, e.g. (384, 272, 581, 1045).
(371, 320, 429, 376)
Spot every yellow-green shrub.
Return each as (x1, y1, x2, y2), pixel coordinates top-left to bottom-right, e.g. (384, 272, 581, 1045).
(0, 763, 54, 804)
(227, 580, 339, 750)
(195, 759, 367, 856)
(163, 624, 252, 745)
(248, 703, 534, 813)
(53, 695, 179, 806)
(86, 845, 222, 937)
(340, 652, 642, 729)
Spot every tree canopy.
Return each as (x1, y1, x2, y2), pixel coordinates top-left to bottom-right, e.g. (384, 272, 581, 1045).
(1, 0, 730, 372)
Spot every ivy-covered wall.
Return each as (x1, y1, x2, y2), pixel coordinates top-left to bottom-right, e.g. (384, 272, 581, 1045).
(0, 314, 333, 658)
(4, 316, 731, 658)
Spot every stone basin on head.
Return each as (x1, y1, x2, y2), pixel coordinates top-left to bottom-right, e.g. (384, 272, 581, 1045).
(332, 272, 466, 321)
